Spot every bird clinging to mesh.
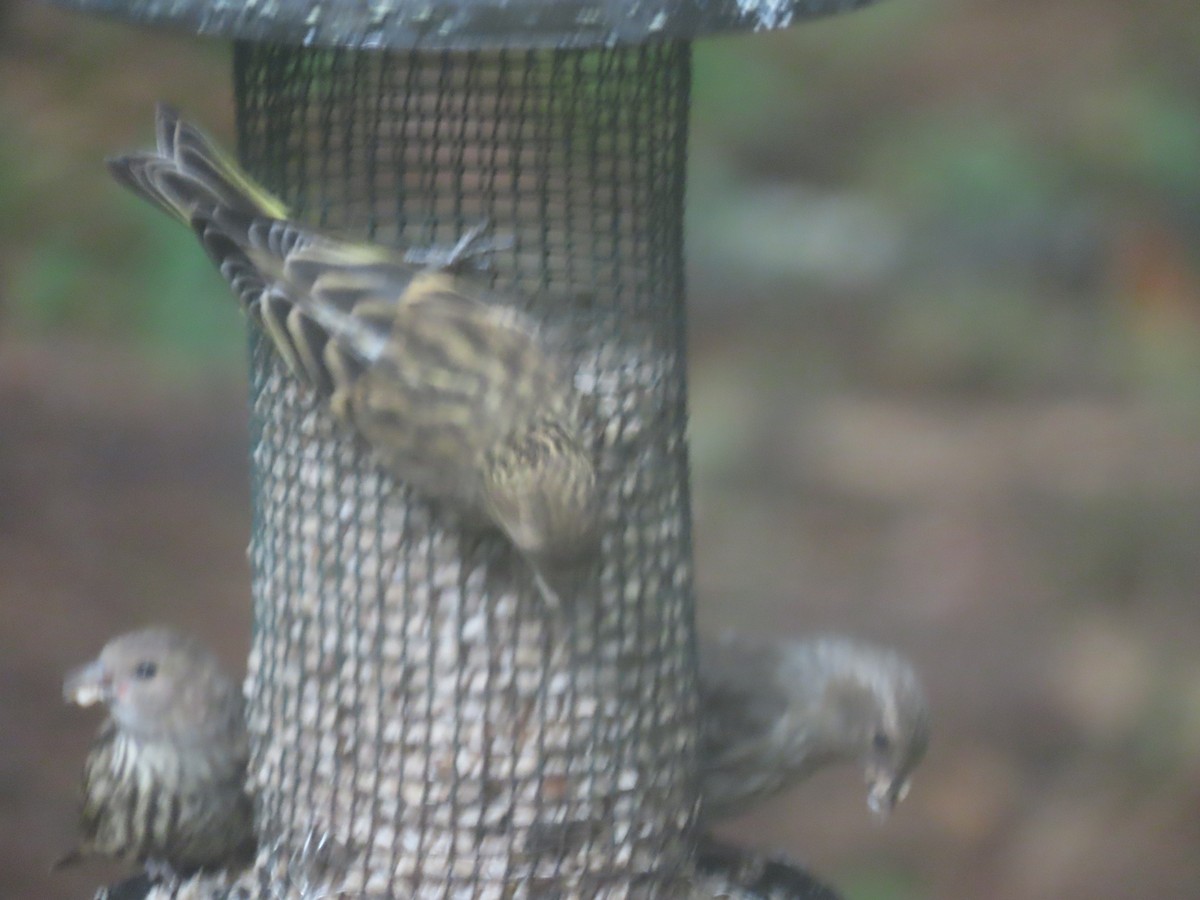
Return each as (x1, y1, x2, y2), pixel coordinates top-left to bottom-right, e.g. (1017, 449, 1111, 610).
(107, 104, 599, 611)
(56, 627, 256, 879)
(698, 632, 930, 821)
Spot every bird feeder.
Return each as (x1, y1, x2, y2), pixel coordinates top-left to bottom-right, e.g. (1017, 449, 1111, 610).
(44, 0, 881, 897)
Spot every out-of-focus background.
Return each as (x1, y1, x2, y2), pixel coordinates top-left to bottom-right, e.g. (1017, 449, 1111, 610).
(3, 0, 1199, 897)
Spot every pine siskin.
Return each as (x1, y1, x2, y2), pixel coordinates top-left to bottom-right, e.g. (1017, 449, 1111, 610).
(107, 105, 599, 610)
(698, 631, 929, 821)
(56, 628, 255, 877)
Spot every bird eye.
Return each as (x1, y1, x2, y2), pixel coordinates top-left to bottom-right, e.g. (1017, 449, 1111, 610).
(133, 661, 158, 680)
(872, 730, 891, 751)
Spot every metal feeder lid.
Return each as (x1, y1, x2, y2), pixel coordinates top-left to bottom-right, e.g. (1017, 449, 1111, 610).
(43, 0, 881, 51)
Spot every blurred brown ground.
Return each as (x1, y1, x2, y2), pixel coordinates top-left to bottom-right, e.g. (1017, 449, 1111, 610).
(3, 1, 1200, 898)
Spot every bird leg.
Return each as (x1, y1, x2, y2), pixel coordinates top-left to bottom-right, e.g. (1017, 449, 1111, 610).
(402, 220, 514, 273)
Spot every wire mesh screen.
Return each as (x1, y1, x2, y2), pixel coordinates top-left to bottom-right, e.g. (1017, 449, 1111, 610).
(233, 42, 697, 898)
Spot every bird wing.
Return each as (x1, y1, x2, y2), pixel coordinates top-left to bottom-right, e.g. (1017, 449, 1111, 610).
(192, 205, 571, 461)
(698, 636, 792, 771)
(336, 275, 574, 498)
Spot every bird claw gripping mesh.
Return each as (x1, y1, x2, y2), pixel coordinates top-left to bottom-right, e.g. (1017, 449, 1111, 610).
(401, 219, 514, 273)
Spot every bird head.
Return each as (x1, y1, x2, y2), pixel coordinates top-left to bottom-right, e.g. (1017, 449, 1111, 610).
(63, 627, 241, 744)
(856, 657, 930, 820)
(813, 638, 930, 820)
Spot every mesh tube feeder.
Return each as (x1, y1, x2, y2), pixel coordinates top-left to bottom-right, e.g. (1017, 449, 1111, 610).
(48, 0, 879, 897)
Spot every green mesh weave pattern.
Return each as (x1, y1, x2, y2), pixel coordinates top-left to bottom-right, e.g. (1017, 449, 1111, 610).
(234, 43, 698, 898)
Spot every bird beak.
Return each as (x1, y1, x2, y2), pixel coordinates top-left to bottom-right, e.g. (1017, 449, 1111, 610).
(866, 773, 910, 821)
(63, 659, 111, 707)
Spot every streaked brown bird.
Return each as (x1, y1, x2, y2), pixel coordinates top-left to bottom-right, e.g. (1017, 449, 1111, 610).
(107, 105, 599, 610)
(56, 628, 255, 878)
(698, 632, 930, 821)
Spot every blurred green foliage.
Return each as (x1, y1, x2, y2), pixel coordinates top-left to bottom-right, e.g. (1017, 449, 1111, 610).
(1075, 79, 1200, 199)
(864, 115, 1070, 220)
(835, 868, 924, 900)
(4, 136, 242, 373)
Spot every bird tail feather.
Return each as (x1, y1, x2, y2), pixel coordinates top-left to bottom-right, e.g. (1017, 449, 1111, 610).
(105, 103, 289, 227)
